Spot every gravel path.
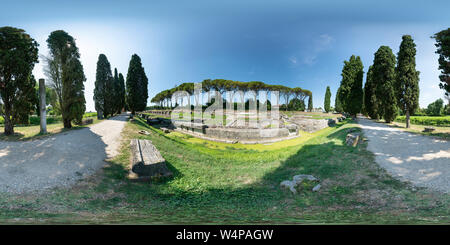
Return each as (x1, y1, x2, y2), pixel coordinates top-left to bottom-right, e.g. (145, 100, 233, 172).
(358, 117, 450, 193)
(0, 113, 129, 194)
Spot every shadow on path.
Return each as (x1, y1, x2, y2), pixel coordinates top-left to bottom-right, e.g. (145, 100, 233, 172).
(0, 113, 129, 194)
(358, 117, 450, 193)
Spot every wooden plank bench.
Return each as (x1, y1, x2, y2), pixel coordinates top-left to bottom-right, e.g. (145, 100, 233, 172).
(128, 139, 172, 181)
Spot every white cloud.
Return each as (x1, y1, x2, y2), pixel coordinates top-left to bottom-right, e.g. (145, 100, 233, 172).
(291, 34, 335, 66)
(316, 34, 334, 51)
(289, 56, 298, 64)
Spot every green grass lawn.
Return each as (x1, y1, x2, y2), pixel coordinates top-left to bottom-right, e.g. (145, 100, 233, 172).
(0, 117, 102, 141)
(394, 115, 450, 127)
(0, 117, 449, 224)
(378, 120, 450, 140)
(0, 112, 101, 141)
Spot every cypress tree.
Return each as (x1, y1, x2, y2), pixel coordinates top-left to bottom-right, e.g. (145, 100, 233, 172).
(113, 68, 122, 114)
(364, 65, 380, 119)
(118, 73, 126, 114)
(395, 35, 420, 128)
(335, 87, 343, 113)
(324, 86, 331, 112)
(337, 55, 364, 117)
(46, 30, 86, 128)
(432, 28, 450, 95)
(63, 58, 86, 125)
(94, 54, 113, 119)
(372, 46, 397, 123)
(126, 54, 148, 115)
(307, 94, 313, 111)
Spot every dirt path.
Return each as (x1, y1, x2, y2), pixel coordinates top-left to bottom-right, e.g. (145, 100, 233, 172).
(358, 117, 450, 193)
(0, 113, 129, 194)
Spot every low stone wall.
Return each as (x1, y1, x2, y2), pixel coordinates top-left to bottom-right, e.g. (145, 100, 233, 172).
(144, 110, 172, 117)
(172, 120, 293, 144)
(139, 111, 335, 143)
(287, 117, 331, 133)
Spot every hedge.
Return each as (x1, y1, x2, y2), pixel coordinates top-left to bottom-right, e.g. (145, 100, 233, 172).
(83, 112, 97, 118)
(395, 116, 450, 126)
(1, 112, 97, 126)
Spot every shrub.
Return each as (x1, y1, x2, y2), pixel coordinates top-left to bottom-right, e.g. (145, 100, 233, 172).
(29, 116, 63, 125)
(426, 99, 444, 116)
(288, 98, 305, 111)
(1, 115, 64, 126)
(83, 112, 97, 118)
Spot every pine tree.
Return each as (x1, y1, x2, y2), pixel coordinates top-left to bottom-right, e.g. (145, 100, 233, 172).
(337, 55, 364, 117)
(46, 30, 86, 128)
(324, 86, 331, 112)
(94, 54, 113, 119)
(395, 35, 420, 128)
(372, 46, 397, 123)
(126, 54, 148, 115)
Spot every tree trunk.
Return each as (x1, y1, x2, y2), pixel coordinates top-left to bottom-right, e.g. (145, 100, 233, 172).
(98, 109, 104, 120)
(405, 110, 410, 128)
(63, 118, 72, 129)
(3, 108, 14, 136)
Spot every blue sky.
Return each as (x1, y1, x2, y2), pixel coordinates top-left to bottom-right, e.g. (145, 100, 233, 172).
(1, 0, 449, 111)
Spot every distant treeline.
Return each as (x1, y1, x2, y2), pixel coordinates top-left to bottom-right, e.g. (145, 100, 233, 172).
(151, 79, 313, 111)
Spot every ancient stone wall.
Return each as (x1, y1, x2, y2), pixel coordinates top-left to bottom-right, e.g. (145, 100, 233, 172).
(172, 120, 293, 144)
(287, 117, 331, 133)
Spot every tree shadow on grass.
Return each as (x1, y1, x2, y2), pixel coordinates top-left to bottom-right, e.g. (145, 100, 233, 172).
(387, 123, 450, 139)
(0, 132, 25, 141)
(94, 122, 402, 223)
(85, 117, 450, 224)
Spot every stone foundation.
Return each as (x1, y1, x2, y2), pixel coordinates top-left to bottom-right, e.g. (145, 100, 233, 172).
(287, 116, 332, 133)
(172, 120, 296, 144)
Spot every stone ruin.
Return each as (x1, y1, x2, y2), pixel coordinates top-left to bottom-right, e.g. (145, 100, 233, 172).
(280, 174, 321, 194)
(138, 111, 338, 144)
(284, 114, 336, 133)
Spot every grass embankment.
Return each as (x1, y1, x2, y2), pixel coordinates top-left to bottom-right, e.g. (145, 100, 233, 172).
(0, 113, 101, 141)
(0, 117, 448, 224)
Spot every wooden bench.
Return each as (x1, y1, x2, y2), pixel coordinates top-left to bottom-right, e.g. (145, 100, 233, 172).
(129, 139, 172, 181)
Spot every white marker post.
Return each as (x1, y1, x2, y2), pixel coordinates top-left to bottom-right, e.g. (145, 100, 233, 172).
(39, 78, 47, 134)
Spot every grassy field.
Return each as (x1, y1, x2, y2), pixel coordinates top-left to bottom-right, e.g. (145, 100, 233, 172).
(0, 116, 448, 224)
(0, 115, 102, 141)
(394, 115, 450, 127)
(379, 121, 450, 140)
